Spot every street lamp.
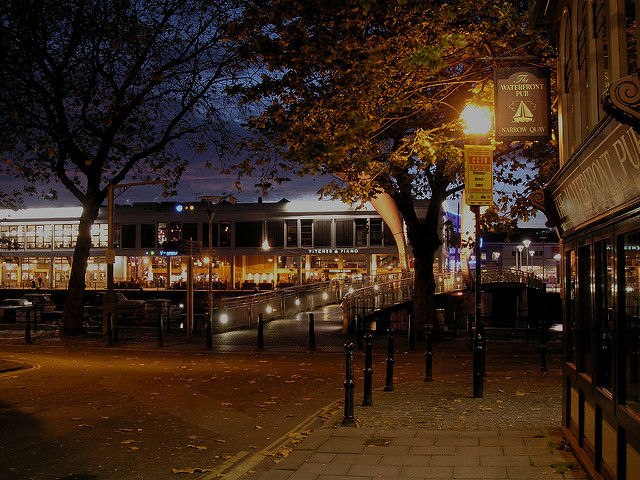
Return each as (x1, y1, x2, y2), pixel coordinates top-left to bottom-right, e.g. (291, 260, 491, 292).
(529, 249, 535, 273)
(200, 194, 236, 346)
(460, 103, 493, 399)
(522, 239, 531, 272)
(515, 245, 524, 270)
(106, 180, 168, 342)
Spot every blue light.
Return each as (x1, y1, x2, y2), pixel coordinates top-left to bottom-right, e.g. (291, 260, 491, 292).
(175, 204, 184, 212)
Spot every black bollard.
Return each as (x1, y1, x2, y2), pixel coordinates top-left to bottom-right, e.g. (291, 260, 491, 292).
(425, 323, 433, 382)
(342, 343, 355, 425)
(473, 323, 485, 398)
(308, 313, 316, 351)
(205, 313, 212, 350)
(479, 322, 486, 377)
(408, 313, 416, 351)
(257, 313, 264, 350)
(25, 310, 32, 344)
(384, 328, 394, 392)
(362, 334, 373, 406)
(356, 314, 363, 350)
(539, 319, 547, 372)
(113, 313, 119, 344)
(157, 313, 164, 348)
(32, 306, 38, 331)
(106, 312, 113, 346)
(453, 308, 458, 338)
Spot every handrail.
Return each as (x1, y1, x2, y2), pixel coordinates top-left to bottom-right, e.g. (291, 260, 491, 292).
(216, 269, 544, 332)
(340, 268, 544, 332)
(220, 273, 406, 310)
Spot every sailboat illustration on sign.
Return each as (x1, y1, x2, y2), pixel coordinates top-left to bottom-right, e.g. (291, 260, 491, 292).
(512, 101, 535, 123)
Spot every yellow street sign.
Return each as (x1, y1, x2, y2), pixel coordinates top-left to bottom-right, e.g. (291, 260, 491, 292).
(464, 145, 494, 206)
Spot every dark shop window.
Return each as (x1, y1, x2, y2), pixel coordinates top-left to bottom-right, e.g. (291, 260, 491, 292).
(235, 222, 261, 248)
(202, 223, 218, 248)
(140, 224, 156, 248)
(336, 220, 353, 247)
(182, 223, 198, 242)
(286, 220, 297, 247)
(314, 220, 331, 247)
(267, 221, 284, 248)
(595, 238, 613, 391)
(121, 224, 136, 248)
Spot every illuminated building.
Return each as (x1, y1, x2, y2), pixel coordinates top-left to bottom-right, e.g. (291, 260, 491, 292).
(0, 199, 408, 290)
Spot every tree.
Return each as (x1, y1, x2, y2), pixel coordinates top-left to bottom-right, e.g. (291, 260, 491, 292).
(233, 0, 557, 337)
(0, 0, 245, 334)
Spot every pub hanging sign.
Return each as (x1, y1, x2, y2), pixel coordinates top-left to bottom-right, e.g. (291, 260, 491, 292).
(494, 67, 551, 142)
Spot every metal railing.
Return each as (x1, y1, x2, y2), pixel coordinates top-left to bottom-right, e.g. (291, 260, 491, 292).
(216, 274, 403, 332)
(481, 267, 544, 290)
(215, 268, 543, 333)
(340, 267, 544, 332)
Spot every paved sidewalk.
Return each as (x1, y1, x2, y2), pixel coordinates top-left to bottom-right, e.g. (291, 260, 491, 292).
(257, 426, 583, 480)
(246, 403, 587, 480)
(239, 338, 589, 480)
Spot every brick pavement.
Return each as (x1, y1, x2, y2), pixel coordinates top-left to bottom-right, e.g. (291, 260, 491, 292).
(255, 427, 586, 480)
(239, 338, 590, 480)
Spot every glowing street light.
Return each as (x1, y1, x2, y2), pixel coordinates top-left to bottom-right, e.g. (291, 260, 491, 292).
(460, 104, 493, 136)
(461, 102, 493, 399)
(522, 239, 531, 271)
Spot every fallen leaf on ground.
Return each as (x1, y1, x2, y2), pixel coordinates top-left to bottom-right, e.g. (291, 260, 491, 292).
(187, 445, 208, 450)
(122, 439, 135, 444)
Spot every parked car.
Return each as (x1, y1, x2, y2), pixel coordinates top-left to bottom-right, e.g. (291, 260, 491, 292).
(84, 294, 182, 326)
(83, 292, 146, 324)
(0, 298, 27, 323)
(20, 293, 59, 322)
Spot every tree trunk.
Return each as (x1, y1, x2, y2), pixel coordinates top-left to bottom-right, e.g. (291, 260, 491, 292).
(397, 187, 446, 342)
(411, 245, 439, 341)
(60, 199, 101, 336)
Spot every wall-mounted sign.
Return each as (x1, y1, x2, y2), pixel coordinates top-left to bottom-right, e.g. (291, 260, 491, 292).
(546, 121, 640, 234)
(307, 248, 359, 254)
(494, 67, 550, 141)
(464, 145, 494, 206)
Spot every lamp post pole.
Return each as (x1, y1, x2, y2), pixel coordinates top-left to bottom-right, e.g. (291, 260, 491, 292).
(516, 245, 524, 271)
(105, 180, 167, 342)
(200, 195, 235, 341)
(472, 204, 484, 397)
(206, 207, 214, 345)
